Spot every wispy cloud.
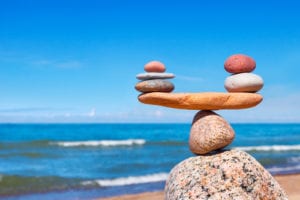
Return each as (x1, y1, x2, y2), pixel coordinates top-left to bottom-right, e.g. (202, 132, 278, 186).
(0, 50, 82, 69)
(219, 91, 300, 123)
(0, 107, 71, 113)
(1, 89, 300, 123)
(56, 61, 82, 69)
(32, 59, 82, 69)
(0, 106, 194, 123)
(31, 60, 53, 66)
(0, 50, 83, 70)
(176, 75, 204, 82)
(87, 108, 96, 117)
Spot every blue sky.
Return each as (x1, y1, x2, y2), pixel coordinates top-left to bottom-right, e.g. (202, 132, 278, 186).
(0, 0, 300, 123)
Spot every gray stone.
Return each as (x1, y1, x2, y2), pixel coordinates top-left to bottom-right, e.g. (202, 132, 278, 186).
(189, 110, 235, 155)
(225, 73, 264, 93)
(165, 149, 287, 200)
(135, 79, 174, 93)
(136, 72, 175, 80)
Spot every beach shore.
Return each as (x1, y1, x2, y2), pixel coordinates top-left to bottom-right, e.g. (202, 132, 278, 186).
(99, 173, 300, 200)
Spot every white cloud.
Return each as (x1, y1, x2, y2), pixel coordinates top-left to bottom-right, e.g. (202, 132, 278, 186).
(154, 110, 163, 117)
(87, 108, 96, 117)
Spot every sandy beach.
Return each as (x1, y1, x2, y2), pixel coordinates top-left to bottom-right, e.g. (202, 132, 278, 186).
(100, 173, 300, 200)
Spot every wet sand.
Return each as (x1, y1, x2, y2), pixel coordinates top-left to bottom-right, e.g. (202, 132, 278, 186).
(99, 173, 300, 200)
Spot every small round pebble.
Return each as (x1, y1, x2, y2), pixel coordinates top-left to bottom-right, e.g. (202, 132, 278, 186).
(225, 73, 264, 93)
(135, 79, 174, 93)
(144, 61, 166, 72)
(224, 54, 256, 73)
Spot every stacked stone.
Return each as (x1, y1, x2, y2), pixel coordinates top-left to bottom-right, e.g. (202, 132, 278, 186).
(224, 54, 264, 93)
(189, 54, 264, 155)
(135, 61, 175, 94)
(136, 55, 288, 199)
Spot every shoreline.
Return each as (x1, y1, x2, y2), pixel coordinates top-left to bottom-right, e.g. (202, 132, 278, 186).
(99, 173, 300, 200)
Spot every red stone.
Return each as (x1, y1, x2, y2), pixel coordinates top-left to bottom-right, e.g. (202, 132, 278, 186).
(224, 54, 256, 74)
(144, 61, 166, 72)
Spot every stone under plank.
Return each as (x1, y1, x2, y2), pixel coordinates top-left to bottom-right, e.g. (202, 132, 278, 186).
(138, 92, 263, 110)
(189, 110, 235, 155)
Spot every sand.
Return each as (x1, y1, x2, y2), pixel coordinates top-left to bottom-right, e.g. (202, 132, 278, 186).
(99, 173, 300, 200)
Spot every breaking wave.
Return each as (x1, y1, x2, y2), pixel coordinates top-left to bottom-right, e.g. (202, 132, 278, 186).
(234, 144, 300, 152)
(267, 165, 300, 174)
(82, 173, 168, 187)
(51, 139, 146, 147)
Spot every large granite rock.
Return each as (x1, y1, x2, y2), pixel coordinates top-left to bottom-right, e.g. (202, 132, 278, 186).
(165, 149, 287, 200)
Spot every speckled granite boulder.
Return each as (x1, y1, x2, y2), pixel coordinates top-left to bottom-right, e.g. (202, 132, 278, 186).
(165, 149, 287, 200)
(189, 110, 235, 155)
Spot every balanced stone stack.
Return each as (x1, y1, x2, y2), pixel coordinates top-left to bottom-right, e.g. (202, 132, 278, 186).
(224, 54, 264, 93)
(136, 55, 288, 199)
(135, 61, 175, 94)
(189, 54, 264, 155)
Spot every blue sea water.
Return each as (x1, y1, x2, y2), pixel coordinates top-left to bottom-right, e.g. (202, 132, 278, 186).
(0, 123, 300, 199)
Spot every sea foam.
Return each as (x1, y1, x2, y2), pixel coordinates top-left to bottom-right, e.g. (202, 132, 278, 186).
(234, 144, 300, 151)
(51, 139, 146, 147)
(82, 173, 168, 187)
(268, 165, 300, 174)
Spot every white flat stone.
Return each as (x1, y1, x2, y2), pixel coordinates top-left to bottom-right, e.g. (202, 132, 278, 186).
(136, 72, 175, 80)
(225, 73, 263, 92)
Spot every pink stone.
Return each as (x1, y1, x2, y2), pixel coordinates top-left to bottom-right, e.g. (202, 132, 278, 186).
(144, 61, 166, 72)
(165, 150, 288, 199)
(189, 110, 235, 155)
(224, 54, 256, 74)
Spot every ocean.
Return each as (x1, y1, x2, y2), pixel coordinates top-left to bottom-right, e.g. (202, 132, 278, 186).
(0, 123, 300, 199)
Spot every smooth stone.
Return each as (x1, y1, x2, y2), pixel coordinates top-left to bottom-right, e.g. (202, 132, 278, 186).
(225, 73, 264, 93)
(165, 149, 288, 200)
(144, 61, 166, 72)
(224, 54, 256, 74)
(136, 72, 175, 80)
(135, 79, 174, 93)
(189, 110, 235, 155)
(138, 92, 263, 110)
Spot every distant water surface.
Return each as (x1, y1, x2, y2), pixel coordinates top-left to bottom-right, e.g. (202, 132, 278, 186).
(0, 123, 299, 199)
